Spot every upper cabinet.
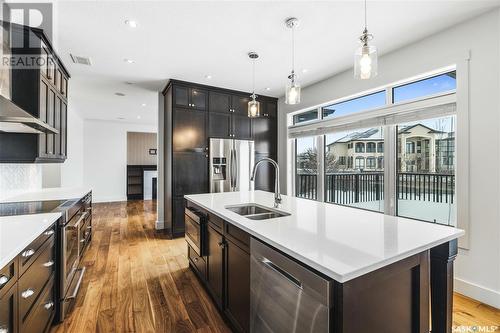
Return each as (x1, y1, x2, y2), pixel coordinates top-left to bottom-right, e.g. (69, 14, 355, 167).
(0, 24, 70, 163)
(208, 91, 254, 140)
(174, 85, 207, 111)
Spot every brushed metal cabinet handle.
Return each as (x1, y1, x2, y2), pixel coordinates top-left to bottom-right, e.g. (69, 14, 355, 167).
(21, 249, 35, 258)
(44, 301, 54, 310)
(44, 229, 55, 236)
(43, 260, 54, 267)
(21, 288, 35, 299)
(0, 275, 9, 286)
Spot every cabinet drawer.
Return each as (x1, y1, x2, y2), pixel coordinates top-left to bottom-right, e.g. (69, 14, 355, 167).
(207, 212, 224, 233)
(18, 237, 55, 323)
(22, 277, 55, 333)
(19, 224, 55, 275)
(0, 281, 17, 333)
(0, 258, 17, 298)
(188, 245, 206, 280)
(225, 223, 250, 251)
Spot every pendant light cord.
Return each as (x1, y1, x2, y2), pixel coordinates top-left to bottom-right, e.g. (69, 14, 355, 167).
(291, 25, 295, 74)
(252, 58, 256, 95)
(364, 0, 367, 30)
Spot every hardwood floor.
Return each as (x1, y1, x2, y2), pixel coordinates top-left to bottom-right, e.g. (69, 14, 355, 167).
(52, 200, 500, 333)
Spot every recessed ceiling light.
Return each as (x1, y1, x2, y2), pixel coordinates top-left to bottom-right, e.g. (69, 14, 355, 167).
(205, 75, 212, 80)
(115, 92, 125, 96)
(265, 87, 271, 91)
(125, 20, 137, 28)
(124, 58, 135, 64)
(141, 103, 147, 107)
(302, 69, 308, 73)
(137, 115, 141, 119)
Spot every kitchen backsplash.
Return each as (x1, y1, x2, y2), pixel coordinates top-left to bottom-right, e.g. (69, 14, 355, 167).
(0, 164, 42, 200)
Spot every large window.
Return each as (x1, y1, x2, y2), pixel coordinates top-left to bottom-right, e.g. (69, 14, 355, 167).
(324, 127, 384, 213)
(290, 70, 458, 227)
(295, 136, 318, 200)
(396, 115, 456, 225)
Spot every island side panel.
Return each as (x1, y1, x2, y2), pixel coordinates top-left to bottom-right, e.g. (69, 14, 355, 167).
(336, 251, 429, 333)
(430, 239, 458, 333)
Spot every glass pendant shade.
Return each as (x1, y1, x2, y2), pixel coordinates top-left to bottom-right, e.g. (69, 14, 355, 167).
(285, 80, 301, 105)
(248, 98, 260, 118)
(354, 44, 378, 80)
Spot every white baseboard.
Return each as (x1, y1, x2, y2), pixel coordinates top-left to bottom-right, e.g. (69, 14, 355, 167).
(155, 220, 164, 230)
(455, 277, 500, 309)
(93, 196, 127, 203)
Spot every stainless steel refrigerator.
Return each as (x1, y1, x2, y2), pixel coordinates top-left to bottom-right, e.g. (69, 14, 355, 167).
(209, 138, 255, 193)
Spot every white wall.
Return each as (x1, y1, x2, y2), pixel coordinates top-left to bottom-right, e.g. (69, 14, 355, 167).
(83, 119, 157, 203)
(278, 10, 500, 308)
(61, 104, 84, 187)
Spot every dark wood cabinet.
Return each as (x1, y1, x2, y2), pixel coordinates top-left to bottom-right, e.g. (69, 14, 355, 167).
(253, 153, 275, 192)
(184, 201, 251, 333)
(225, 239, 250, 333)
(173, 108, 207, 152)
(174, 85, 207, 111)
(208, 112, 231, 138)
(173, 152, 208, 196)
(207, 225, 224, 307)
(163, 80, 277, 238)
(232, 114, 252, 140)
(0, 281, 17, 333)
(0, 24, 69, 163)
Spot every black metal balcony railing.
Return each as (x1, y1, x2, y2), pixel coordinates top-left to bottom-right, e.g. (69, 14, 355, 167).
(296, 172, 455, 205)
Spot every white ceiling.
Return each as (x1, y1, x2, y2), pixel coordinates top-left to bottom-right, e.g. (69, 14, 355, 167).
(54, 0, 500, 125)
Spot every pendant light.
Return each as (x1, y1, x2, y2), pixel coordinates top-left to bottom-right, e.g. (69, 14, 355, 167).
(354, 0, 378, 80)
(285, 17, 301, 105)
(247, 52, 260, 118)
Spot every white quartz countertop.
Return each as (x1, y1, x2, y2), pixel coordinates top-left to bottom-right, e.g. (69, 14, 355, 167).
(0, 187, 92, 203)
(185, 191, 464, 283)
(0, 212, 61, 269)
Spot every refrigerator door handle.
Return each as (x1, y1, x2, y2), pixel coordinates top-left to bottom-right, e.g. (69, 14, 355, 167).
(233, 148, 238, 190)
(230, 148, 235, 190)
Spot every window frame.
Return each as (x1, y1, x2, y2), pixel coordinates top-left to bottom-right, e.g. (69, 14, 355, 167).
(287, 64, 471, 248)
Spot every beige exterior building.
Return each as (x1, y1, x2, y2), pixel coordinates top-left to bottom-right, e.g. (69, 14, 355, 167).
(326, 125, 454, 173)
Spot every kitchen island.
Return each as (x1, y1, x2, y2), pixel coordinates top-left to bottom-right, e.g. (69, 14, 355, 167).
(185, 190, 464, 333)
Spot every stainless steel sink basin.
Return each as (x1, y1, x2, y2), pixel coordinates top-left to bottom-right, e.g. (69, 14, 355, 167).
(225, 204, 290, 220)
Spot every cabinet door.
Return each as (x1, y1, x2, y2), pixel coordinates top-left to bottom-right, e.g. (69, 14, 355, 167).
(209, 112, 231, 139)
(173, 109, 207, 152)
(252, 116, 276, 155)
(173, 152, 208, 196)
(207, 226, 224, 307)
(225, 239, 250, 333)
(174, 85, 190, 108)
(54, 96, 61, 156)
(46, 88, 56, 157)
(60, 102, 67, 157)
(209, 91, 231, 113)
(0, 283, 18, 333)
(39, 80, 48, 158)
(190, 88, 207, 110)
(232, 95, 250, 115)
(263, 101, 277, 118)
(232, 114, 252, 140)
(173, 197, 186, 236)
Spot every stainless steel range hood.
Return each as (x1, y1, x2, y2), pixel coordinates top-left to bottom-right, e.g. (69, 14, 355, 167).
(0, 95, 58, 134)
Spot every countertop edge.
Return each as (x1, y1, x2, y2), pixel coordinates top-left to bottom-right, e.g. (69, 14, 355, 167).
(185, 194, 464, 283)
(0, 212, 61, 269)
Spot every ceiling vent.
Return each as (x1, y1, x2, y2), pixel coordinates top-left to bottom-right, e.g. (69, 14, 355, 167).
(70, 54, 92, 66)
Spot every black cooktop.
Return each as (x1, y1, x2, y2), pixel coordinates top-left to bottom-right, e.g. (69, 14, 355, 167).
(0, 200, 68, 217)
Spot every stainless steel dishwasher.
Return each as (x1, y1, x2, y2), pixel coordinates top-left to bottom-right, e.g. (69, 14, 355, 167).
(250, 238, 332, 333)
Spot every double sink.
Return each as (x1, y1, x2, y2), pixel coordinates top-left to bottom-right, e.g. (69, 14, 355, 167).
(225, 204, 290, 220)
